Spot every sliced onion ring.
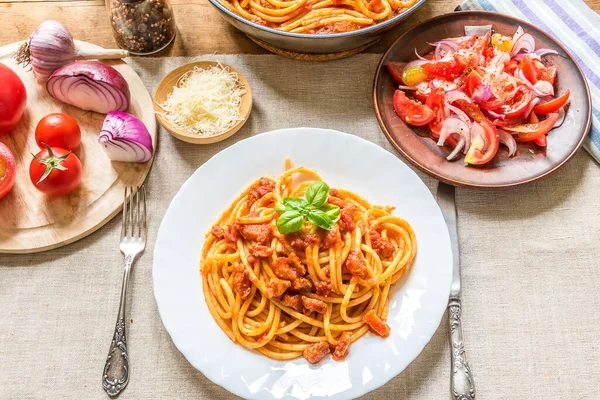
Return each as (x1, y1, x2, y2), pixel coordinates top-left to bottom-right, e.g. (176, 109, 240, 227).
(515, 68, 554, 97)
(438, 116, 471, 154)
(446, 138, 466, 161)
(445, 90, 470, 104)
(554, 107, 566, 128)
(498, 129, 517, 156)
(511, 32, 535, 56)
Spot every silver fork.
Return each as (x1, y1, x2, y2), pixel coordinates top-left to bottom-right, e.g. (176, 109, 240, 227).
(102, 185, 147, 397)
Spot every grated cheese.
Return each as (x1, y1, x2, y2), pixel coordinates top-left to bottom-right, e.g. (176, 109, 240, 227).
(159, 64, 246, 137)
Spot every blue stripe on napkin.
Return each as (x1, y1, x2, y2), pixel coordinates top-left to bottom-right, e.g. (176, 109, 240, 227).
(457, 0, 600, 163)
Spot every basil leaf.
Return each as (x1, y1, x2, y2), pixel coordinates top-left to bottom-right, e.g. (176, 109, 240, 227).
(283, 197, 309, 213)
(307, 209, 334, 231)
(320, 203, 340, 223)
(275, 201, 287, 214)
(277, 210, 306, 234)
(305, 181, 330, 208)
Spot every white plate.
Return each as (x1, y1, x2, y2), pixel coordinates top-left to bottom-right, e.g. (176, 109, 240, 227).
(153, 128, 452, 400)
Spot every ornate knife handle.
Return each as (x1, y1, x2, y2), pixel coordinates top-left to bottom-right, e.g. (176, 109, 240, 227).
(448, 298, 475, 400)
(102, 257, 133, 397)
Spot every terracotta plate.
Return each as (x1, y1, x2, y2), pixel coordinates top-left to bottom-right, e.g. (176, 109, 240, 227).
(373, 11, 591, 188)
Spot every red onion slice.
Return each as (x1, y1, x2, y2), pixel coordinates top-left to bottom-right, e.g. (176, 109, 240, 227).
(414, 48, 429, 61)
(446, 138, 466, 161)
(534, 48, 558, 57)
(438, 116, 471, 152)
(471, 84, 493, 103)
(429, 40, 460, 60)
(515, 68, 554, 97)
(445, 90, 470, 104)
(498, 129, 517, 156)
(511, 33, 535, 56)
(99, 111, 153, 163)
(47, 60, 130, 114)
(446, 103, 471, 124)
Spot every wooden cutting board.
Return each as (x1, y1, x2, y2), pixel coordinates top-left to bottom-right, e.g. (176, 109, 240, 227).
(0, 41, 157, 254)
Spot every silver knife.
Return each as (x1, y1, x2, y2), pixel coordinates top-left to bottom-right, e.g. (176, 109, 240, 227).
(436, 182, 475, 400)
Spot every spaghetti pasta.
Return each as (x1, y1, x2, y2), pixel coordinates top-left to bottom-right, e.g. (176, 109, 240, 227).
(219, 0, 418, 33)
(201, 160, 417, 363)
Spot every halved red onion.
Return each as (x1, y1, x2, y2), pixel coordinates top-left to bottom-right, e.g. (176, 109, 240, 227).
(47, 60, 130, 114)
(464, 25, 492, 36)
(99, 111, 153, 163)
(511, 32, 535, 56)
(498, 129, 517, 156)
(438, 117, 471, 148)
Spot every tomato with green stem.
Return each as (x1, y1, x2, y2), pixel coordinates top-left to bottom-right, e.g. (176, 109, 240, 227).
(29, 144, 82, 197)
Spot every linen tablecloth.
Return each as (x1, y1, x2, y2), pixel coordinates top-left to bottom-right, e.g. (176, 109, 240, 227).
(1, 55, 599, 399)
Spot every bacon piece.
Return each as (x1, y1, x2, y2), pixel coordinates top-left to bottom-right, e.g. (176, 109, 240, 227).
(332, 331, 352, 361)
(224, 223, 241, 244)
(303, 341, 330, 364)
(301, 296, 327, 314)
(343, 250, 368, 279)
(314, 281, 334, 297)
(211, 225, 225, 239)
(292, 277, 313, 291)
(323, 226, 341, 249)
(248, 177, 275, 205)
(232, 264, 251, 300)
(369, 230, 395, 258)
(240, 224, 272, 244)
(281, 294, 303, 312)
(265, 278, 291, 300)
(339, 206, 355, 232)
(249, 244, 273, 259)
(272, 253, 306, 280)
(363, 310, 391, 338)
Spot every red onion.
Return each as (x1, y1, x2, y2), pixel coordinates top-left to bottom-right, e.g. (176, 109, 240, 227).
(414, 48, 429, 61)
(99, 111, 153, 163)
(471, 84, 493, 103)
(47, 61, 130, 114)
(511, 33, 535, 56)
(489, 52, 510, 68)
(446, 103, 471, 124)
(512, 53, 540, 61)
(15, 20, 127, 82)
(485, 109, 505, 121)
(445, 90, 470, 104)
(498, 129, 517, 156)
(512, 26, 524, 45)
(446, 138, 465, 161)
(438, 116, 471, 151)
(464, 25, 492, 36)
(429, 40, 460, 60)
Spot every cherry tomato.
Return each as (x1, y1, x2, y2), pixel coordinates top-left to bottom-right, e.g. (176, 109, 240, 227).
(0, 64, 27, 136)
(0, 142, 16, 199)
(426, 88, 446, 137)
(464, 119, 500, 165)
(500, 86, 533, 119)
(402, 66, 429, 87)
(35, 113, 81, 151)
(533, 90, 570, 115)
(386, 62, 404, 85)
(393, 90, 435, 126)
(29, 145, 82, 197)
(513, 113, 560, 142)
(422, 59, 465, 80)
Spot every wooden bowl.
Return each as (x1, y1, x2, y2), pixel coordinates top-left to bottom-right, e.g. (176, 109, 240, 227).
(154, 61, 252, 144)
(373, 11, 592, 188)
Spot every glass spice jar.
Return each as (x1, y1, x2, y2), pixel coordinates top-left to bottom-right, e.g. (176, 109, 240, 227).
(107, 0, 176, 55)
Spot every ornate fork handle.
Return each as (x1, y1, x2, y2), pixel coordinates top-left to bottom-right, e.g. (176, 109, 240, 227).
(102, 254, 134, 397)
(449, 298, 475, 400)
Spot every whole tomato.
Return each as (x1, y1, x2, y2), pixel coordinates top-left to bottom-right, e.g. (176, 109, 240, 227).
(0, 63, 27, 136)
(0, 142, 16, 199)
(35, 113, 81, 150)
(29, 145, 82, 197)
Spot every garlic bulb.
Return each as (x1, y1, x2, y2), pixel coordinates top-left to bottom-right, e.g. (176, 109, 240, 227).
(15, 20, 128, 82)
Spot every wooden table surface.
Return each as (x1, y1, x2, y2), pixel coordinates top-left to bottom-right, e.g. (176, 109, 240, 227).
(1, 0, 599, 55)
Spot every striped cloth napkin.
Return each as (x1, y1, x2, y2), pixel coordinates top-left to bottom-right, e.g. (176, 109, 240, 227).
(457, 0, 600, 163)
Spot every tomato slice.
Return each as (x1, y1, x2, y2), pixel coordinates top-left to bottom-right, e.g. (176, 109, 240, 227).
(500, 86, 533, 119)
(511, 113, 560, 142)
(538, 65, 557, 85)
(528, 112, 546, 146)
(393, 90, 435, 126)
(464, 119, 500, 165)
(422, 59, 465, 80)
(465, 70, 483, 97)
(0, 142, 16, 199)
(520, 55, 540, 84)
(386, 62, 404, 85)
(533, 90, 570, 115)
(456, 99, 485, 122)
(478, 98, 504, 111)
(426, 88, 446, 137)
(504, 60, 519, 75)
(413, 89, 429, 104)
